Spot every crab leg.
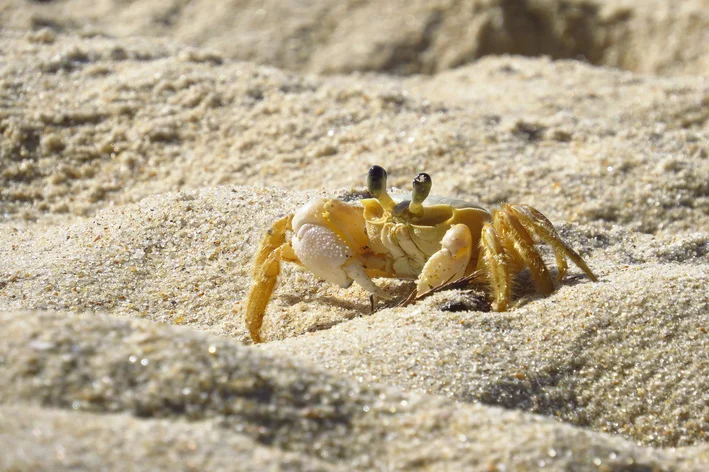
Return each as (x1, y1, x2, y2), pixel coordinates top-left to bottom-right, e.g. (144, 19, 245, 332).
(478, 207, 555, 312)
(478, 224, 512, 311)
(506, 204, 598, 282)
(245, 215, 296, 343)
(478, 204, 598, 311)
(493, 208, 555, 296)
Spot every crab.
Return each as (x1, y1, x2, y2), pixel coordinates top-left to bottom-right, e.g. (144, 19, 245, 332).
(244, 165, 597, 343)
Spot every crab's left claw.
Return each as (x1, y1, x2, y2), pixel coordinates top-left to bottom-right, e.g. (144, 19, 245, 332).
(416, 224, 473, 294)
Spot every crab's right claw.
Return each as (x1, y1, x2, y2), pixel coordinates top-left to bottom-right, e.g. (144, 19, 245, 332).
(244, 215, 292, 343)
(291, 199, 391, 300)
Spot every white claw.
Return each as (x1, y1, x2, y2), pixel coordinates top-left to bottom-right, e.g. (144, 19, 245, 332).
(292, 223, 353, 288)
(291, 198, 390, 298)
(343, 260, 392, 299)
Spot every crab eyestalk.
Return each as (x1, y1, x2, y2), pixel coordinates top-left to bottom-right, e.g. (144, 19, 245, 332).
(407, 172, 431, 217)
(368, 165, 396, 211)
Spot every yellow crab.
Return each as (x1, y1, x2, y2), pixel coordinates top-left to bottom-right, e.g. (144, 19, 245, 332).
(244, 165, 597, 343)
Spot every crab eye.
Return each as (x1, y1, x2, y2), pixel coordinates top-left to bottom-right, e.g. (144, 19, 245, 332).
(408, 172, 431, 216)
(412, 173, 431, 204)
(367, 165, 387, 197)
(367, 165, 396, 211)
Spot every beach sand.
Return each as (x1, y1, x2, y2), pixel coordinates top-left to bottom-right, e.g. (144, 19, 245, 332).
(1, 1, 709, 470)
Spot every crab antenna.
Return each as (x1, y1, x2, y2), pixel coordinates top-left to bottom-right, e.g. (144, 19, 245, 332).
(408, 172, 431, 216)
(368, 165, 396, 210)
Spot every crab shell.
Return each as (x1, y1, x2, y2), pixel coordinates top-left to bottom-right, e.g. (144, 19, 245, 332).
(360, 195, 490, 279)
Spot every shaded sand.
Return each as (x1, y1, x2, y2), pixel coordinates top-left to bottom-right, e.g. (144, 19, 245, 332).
(1, 311, 708, 470)
(1, 15, 709, 472)
(3, 0, 709, 76)
(0, 406, 339, 472)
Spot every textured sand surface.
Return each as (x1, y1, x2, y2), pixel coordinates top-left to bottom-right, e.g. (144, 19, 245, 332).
(1, 1, 709, 470)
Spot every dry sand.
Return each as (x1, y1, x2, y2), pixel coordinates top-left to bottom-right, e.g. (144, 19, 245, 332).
(1, 1, 709, 470)
(4, 0, 709, 76)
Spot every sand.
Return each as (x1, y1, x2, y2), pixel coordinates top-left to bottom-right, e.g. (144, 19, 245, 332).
(1, 1, 709, 470)
(4, 0, 709, 76)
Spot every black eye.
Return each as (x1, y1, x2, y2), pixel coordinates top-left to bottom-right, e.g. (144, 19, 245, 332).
(367, 165, 388, 196)
(414, 173, 431, 185)
(411, 172, 432, 206)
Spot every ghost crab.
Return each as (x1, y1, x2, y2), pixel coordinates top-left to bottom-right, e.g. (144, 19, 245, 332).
(245, 165, 597, 343)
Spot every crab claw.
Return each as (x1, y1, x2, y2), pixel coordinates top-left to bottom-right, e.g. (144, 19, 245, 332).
(292, 222, 353, 288)
(292, 199, 391, 299)
(416, 224, 473, 293)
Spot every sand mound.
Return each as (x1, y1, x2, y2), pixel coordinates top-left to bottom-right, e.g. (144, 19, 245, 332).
(1, 310, 708, 470)
(2, 33, 707, 232)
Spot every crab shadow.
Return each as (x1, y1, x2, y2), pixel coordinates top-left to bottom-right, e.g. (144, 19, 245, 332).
(277, 269, 594, 336)
(276, 294, 368, 335)
(279, 294, 369, 314)
(278, 282, 417, 335)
